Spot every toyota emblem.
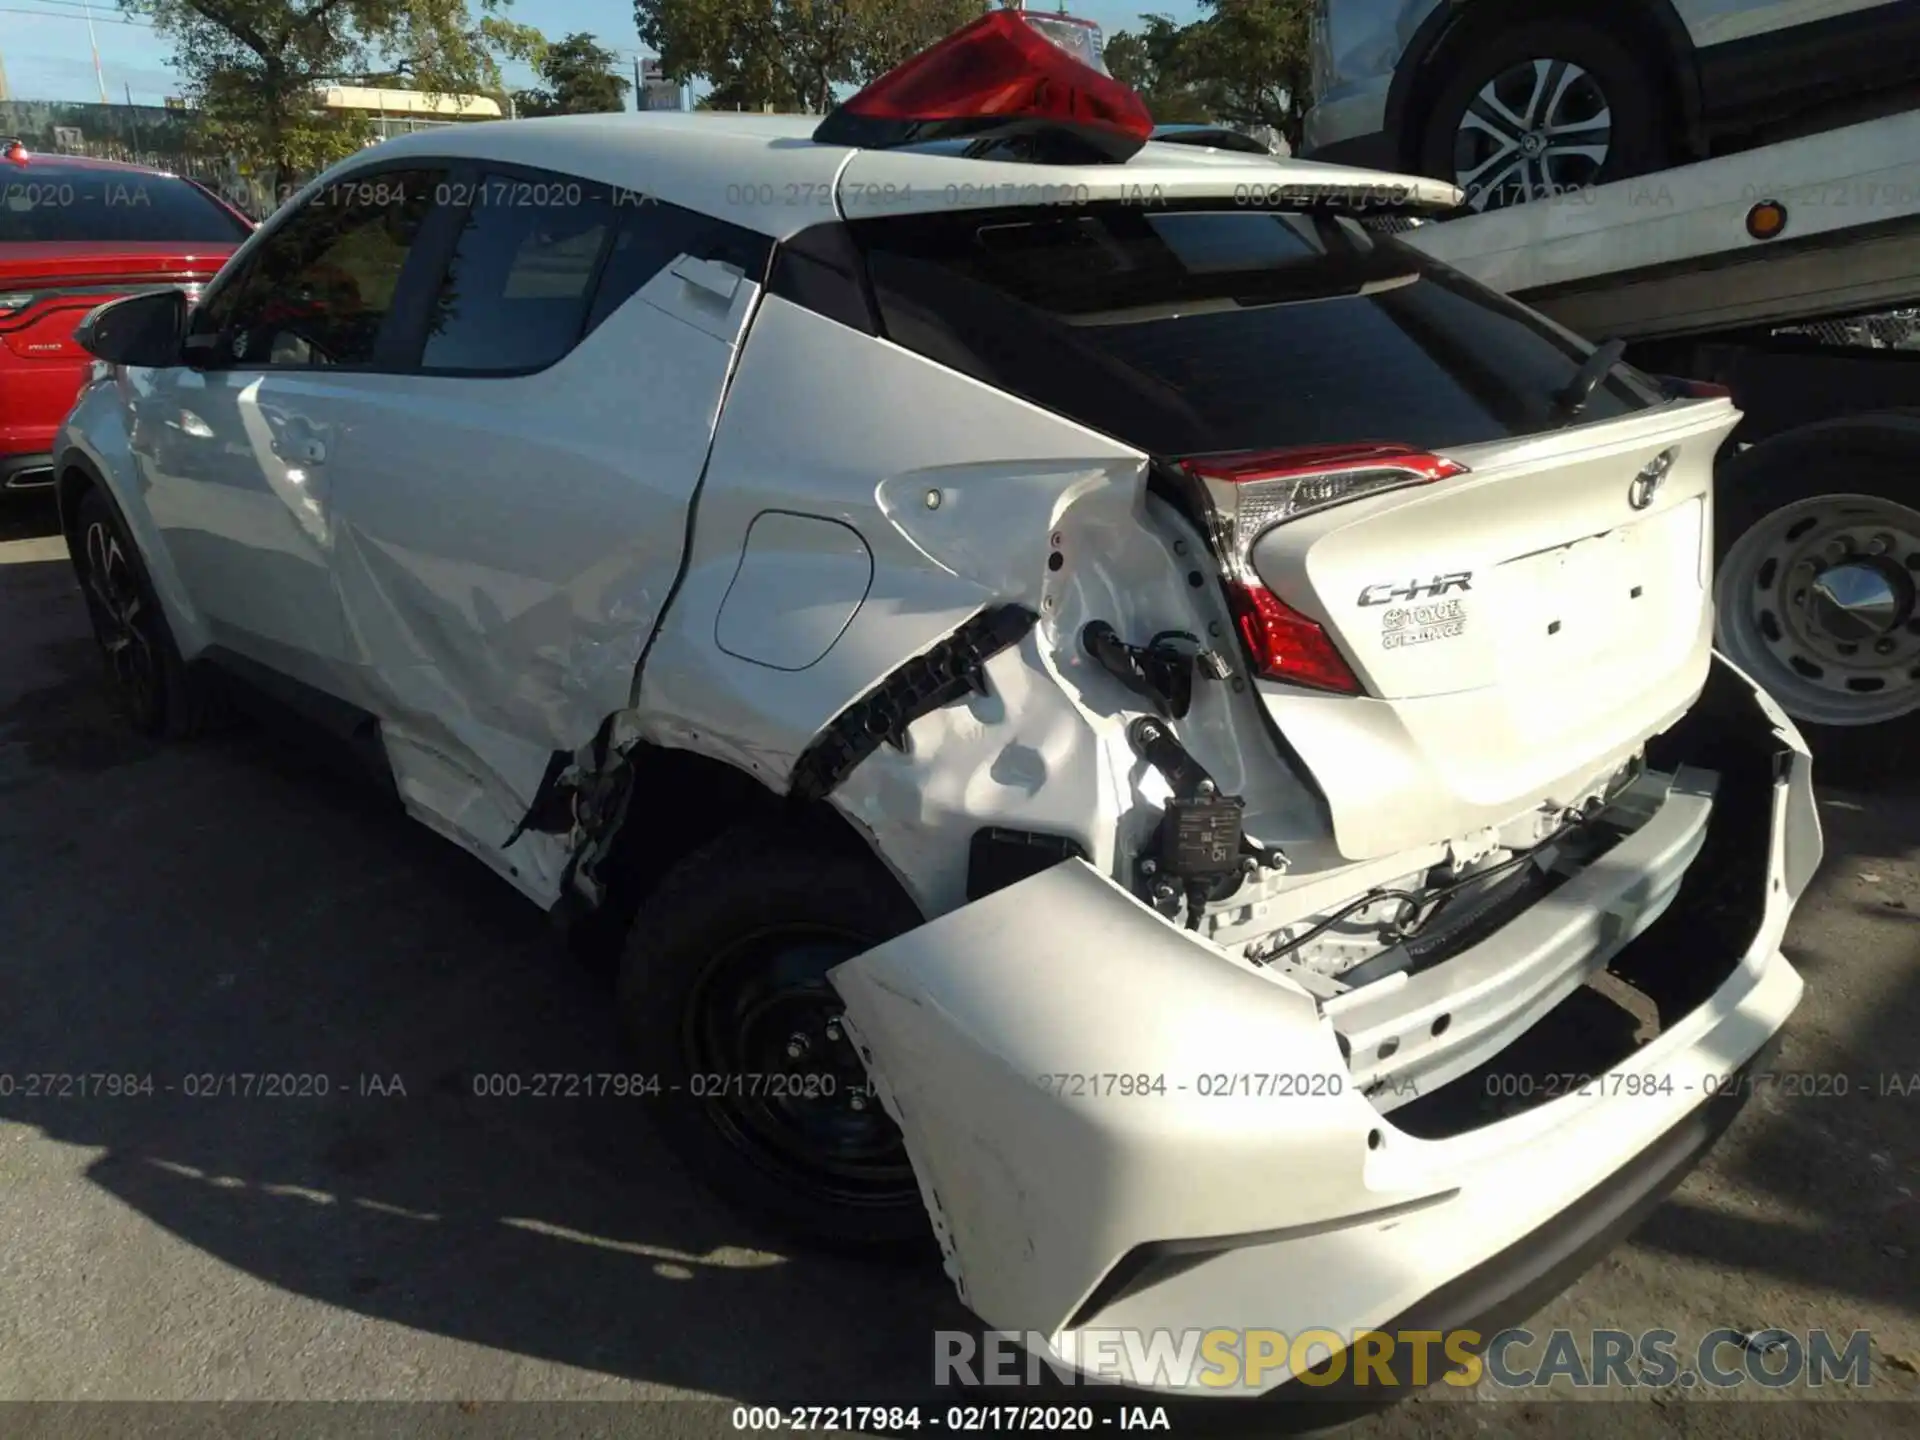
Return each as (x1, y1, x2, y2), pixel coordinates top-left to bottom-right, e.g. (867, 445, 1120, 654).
(1629, 448, 1676, 510)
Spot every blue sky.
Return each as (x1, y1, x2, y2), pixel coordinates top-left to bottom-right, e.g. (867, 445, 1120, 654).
(0, 0, 1203, 106)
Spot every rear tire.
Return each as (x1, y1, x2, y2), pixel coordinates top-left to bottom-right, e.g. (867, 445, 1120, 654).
(1713, 418, 1920, 769)
(70, 486, 218, 739)
(1415, 19, 1671, 211)
(616, 822, 933, 1254)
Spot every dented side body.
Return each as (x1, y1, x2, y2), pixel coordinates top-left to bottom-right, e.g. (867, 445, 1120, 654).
(56, 128, 1822, 1392)
(60, 231, 765, 906)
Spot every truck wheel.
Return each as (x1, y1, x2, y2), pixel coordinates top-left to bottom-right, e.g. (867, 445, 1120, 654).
(1416, 20, 1670, 211)
(1714, 419, 1920, 742)
(70, 485, 216, 739)
(616, 822, 933, 1253)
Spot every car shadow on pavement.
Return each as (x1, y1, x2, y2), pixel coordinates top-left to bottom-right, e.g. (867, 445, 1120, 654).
(0, 548, 970, 1404)
(1623, 780, 1920, 1334)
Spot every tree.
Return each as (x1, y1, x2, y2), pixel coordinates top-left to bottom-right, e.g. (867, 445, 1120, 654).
(1186, 0, 1311, 146)
(1106, 0, 1313, 146)
(636, 0, 979, 115)
(1103, 13, 1218, 125)
(513, 31, 632, 116)
(124, 0, 547, 191)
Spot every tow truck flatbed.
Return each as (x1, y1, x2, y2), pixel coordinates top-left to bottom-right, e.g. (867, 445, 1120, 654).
(1404, 109, 1920, 340)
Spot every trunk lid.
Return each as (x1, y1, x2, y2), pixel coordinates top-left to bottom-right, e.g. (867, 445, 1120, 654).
(1245, 402, 1734, 858)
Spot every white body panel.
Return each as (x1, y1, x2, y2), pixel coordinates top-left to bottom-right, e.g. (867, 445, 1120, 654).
(135, 365, 356, 690)
(322, 266, 756, 847)
(1254, 402, 1733, 858)
(1679, 0, 1896, 46)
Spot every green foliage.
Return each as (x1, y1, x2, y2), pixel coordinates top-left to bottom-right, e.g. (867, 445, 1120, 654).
(123, 0, 549, 186)
(1188, 0, 1312, 143)
(513, 31, 633, 116)
(1107, 0, 1313, 145)
(1103, 13, 1217, 125)
(635, 0, 981, 114)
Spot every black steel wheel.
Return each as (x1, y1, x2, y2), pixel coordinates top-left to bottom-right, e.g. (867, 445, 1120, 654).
(618, 822, 931, 1252)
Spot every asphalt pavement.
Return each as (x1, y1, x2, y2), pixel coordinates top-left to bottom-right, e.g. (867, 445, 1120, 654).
(1, 492, 1916, 1439)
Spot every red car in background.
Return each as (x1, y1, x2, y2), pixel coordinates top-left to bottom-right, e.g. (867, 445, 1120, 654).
(1, 142, 251, 492)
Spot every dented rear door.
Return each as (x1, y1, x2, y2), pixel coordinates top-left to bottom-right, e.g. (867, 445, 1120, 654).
(323, 177, 769, 822)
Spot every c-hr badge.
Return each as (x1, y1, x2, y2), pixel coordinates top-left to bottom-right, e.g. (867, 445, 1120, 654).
(1629, 448, 1677, 510)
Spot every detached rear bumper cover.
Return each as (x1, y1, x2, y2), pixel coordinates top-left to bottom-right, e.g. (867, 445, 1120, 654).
(831, 658, 1817, 1395)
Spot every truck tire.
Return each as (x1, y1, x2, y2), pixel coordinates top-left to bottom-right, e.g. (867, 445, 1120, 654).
(616, 821, 934, 1253)
(1714, 414, 1920, 758)
(1416, 19, 1671, 211)
(70, 485, 219, 739)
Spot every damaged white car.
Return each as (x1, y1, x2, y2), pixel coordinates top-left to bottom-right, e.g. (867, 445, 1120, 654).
(58, 11, 1822, 1397)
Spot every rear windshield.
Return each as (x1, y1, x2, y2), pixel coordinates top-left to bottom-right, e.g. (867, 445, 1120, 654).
(853, 206, 1664, 455)
(0, 167, 248, 244)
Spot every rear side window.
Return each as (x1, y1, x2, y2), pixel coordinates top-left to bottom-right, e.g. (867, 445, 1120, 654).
(0, 167, 249, 244)
(852, 206, 1663, 455)
(583, 198, 773, 333)
(422, 175, 616, 372)
(420, 175, 773, 370)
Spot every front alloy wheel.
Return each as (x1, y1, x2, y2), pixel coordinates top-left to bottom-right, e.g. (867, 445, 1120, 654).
(76, 502, 166, 732)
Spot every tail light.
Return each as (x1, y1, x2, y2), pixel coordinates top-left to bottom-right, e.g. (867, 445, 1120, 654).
(812, 10, 1154, 162)
(1177, 443, 1469, 694)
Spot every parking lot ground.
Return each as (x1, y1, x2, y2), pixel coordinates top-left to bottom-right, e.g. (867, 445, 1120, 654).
(1, 492, 1917, 1439)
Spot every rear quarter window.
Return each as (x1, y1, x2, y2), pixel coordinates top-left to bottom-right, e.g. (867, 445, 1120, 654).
(851, 205, 1664, 456)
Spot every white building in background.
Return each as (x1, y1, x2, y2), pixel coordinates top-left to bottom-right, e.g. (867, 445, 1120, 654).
(322, 86, 502, 138)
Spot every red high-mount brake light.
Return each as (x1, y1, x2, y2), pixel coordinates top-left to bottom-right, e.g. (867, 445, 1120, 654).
(1178, 442, 1470, 694)
(811, 10, 1153, 163)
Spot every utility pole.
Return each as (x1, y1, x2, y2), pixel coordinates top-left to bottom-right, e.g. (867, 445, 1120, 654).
(85, 1, 109, 103)
(0, 44, 12, 102)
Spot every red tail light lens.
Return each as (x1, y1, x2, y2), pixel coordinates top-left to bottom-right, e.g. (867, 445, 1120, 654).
(812, 10, 1154, 162)
(1178, 442, 1469, 694)
(1223, 582, 1361, 695)
(3, 141, 28, 166)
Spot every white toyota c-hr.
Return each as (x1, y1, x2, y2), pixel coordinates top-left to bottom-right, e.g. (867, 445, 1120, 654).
(55, 11, 1821, 1398)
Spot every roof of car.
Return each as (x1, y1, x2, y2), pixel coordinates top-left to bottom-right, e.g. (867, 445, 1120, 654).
(334, 112, 1461, 240)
